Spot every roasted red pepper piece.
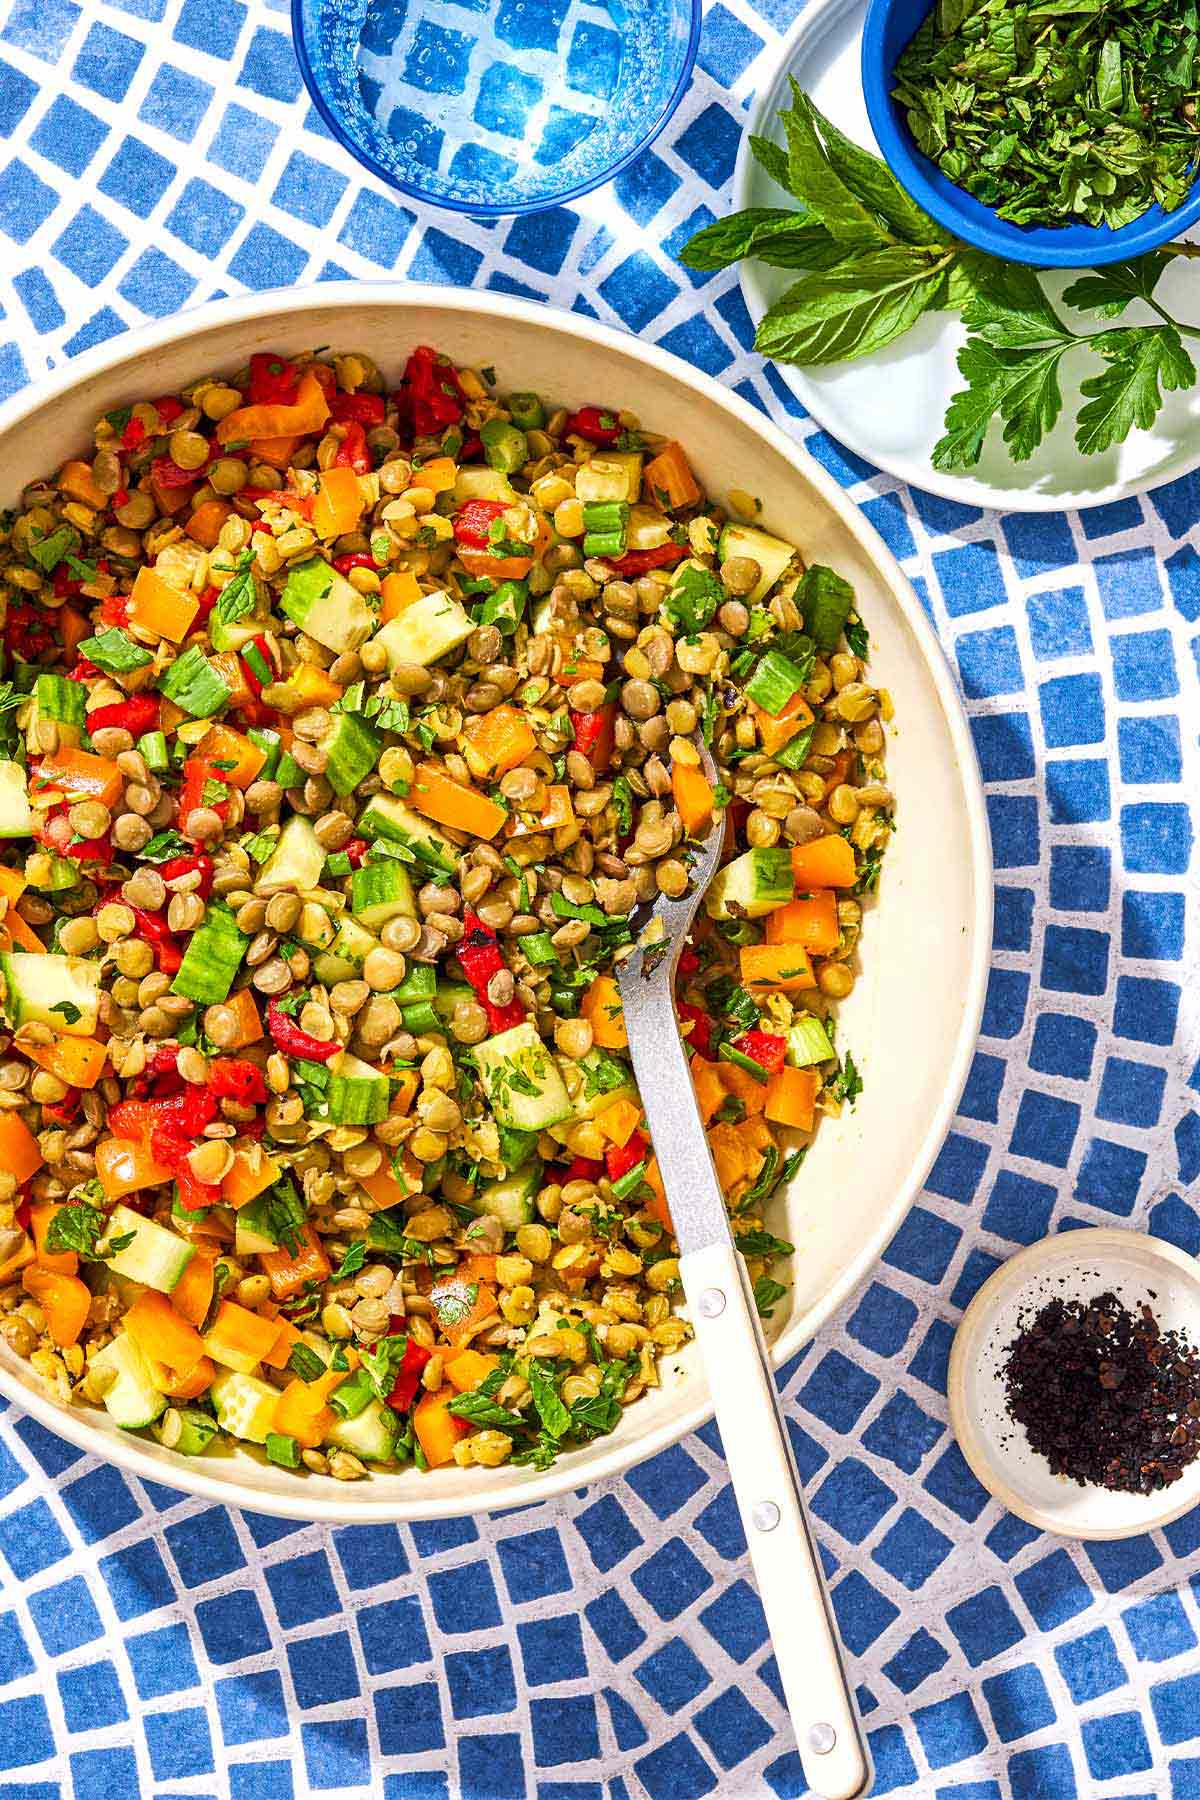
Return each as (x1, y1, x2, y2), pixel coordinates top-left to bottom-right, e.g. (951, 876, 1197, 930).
(67, 659, 102, 683)
(732, 1029, 787, 1075)
(122, 417, 147, 452)
(386, 1336, 433, 1413)
(42, 1086, 80, 1124)
(4, 600, 53, 661)
(453, 498, 509, 550)
(248, 353, 301, 407)
(397, 345, 464, 438)
(36, 806, 112, 863)
(609, 543, 686, 577)
(208, 1058, 269, 1105)
(605, 1133, 649, 1183)
(98, 592, 131, 628)
(333, 420, 370, 474)
(158, 852, 214, 899)
(175, 1167, 221, 1212)
(570, 702, 616, 773)
(266, 997, 342, 1063)
(343, 838, 368, 868)
(561, 1156, 603, 1184)
(333, 553, 379, 577)
(677, 944, 701, 976)
(87, 694, 159, 738)
(565, 406, 622, 446)
(676, 1001, 713, 1056)
(456, 910, 526, 1034)
(131, 907, 183, 975)
(331, 391, 386, 426)
(151, 454, 204, 491)
(178, 756, 231, 835)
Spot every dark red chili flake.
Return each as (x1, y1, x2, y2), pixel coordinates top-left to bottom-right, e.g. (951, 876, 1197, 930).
(1002, 1291, 1200, 1494)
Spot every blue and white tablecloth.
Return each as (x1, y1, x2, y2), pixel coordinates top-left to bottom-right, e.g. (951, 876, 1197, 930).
(0, 0, 1198, 1793)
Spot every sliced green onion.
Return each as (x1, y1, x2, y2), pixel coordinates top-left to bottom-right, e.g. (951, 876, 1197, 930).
(718, 1042, 770, 1083)
(137, 730, 169, 773)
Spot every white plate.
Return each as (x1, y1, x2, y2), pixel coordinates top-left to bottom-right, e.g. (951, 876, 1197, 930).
(949, 1229, 1200, 1540)
(735, 0, 1200, 512)
(0, 284, 991, 1520)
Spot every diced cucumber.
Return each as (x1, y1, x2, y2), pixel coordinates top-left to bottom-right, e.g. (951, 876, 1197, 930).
(786, 1015, 836, 1067)
(704, 848, 795, 920)
(157, 1406, 218, 1454)
(480, 419, 527, 474)
(374, 590, 473, 670)
(312, 915, 378, 985)
(158, 646, 231, 718)
(454, 466, 518, 506)
(91, 1332, 166, 1430)
(255, 815, 325, 895)
(565, 1049, 638, 1122)
(234, 1189, 282, 1257)
(280, 558, 375, 655)
(209, 614, 265, 653)
(432, 981, 473, 1019)
(350, 859, 416, 929)
(321, 712, 382, 797)
(99, 1203, 195, 1292)
(497, 1124, 539, 1172)
(27, 852, 79, 893)
(326, 1051, 390, 1125)
(0, 762, 31, 839)
(34, 673, 86, 745)
(171, 902, 248, 1005)
(473, 1164, 541, 1230)
(718, 523, 798, 607)
(576, 453, 642, 504)
(324, 1397, 399, 1463)
(210, 1369, 279, 1444)
(247, 725, 282, 780)
(357, 795, 458, 875)
(474, 1021, 572, 1131)
(0, 950, 100, 1034)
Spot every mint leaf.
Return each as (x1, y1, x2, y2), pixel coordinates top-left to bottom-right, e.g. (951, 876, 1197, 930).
(748, 133, 791, 193)
(526, 1361, 572, 1440)
(755, 247, 950, 367)
(1075, 326, 1195, 457)
(801, 86, 953, 248)
(779, 92, 890, 247)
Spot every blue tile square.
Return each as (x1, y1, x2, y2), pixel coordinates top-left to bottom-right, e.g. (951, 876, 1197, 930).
(950, 1248, 1003, 1310)
(955, 627, 1023, 698)
(1039, 673, 1104, 748)
(117, 246, 195, 318)
(912, 1692, 987, 1770)
(692, 1483, 747, 1561)
(1010, 1089, 1080, 1167)
(636, 1637, 711, 1710)
(960, 1050, 1006, 1122)
(1155, 1673, 1200, 1746)
(227, 220, 307, 290)
(697, 1, 762, 79)
(1097, 1055, 1166, 1127)
(58, 1660, 127, 1733)
(981, 1664, 1055, 1741)
(288, 1630, 360, 1708)
(517, 1614, 586, 1687)
(584, 1589, 645, 1663)
(1003, 511, 1075, 575)
(631, 1538, 713, 1621)
(982, 1170, 1055, 1244)
(126, 1622, 199, 1700)
(238, 24, 302, 99)
(71, 1748, 139, 1800)
(2, 0, 81, 62)
(144, 1706, 213, 1781)
(1055, 1626, 1126, 1702)
(495, 0, 568, 48)
(1115, 973, 1181, 1046)
(1027, 586, 1091, 659)
(1075, 1136, 1147, 1214)
(1009, 1745, 1077, 1800)
(302, 1717, 370, 1791)
(699, 1579, 768, 1663)
(1082, 1712, 1151, 1780)
(339, 191, 415, 267)
(264, 1551, 340, 1629)
(1123, 890, 1185, 960)
(376, 1681, 445, 1756)
(174, 0, 245, 54)
(1041, 922, 1109, 995)
(927, 1131, 990, 1203)
(693, 1688, 772, 1770)
(1029, 1012, 1096, 1080)
(799, 1348, 881, 1431)
(986, 795, 1039, 868)
(270, 150, 347, 229)
(208, 102, 277, 180)
(231, 1761, 294, 1800)
(1049, 843, 1110, 912)
(138, 64, 212, 139)
(1119, 714, 1182, 784)
(30, 95, 106, 175)
(673, 101, 741, 187)
(625, 1445, 707, 1519)
(497, 1529, 571, 1604)
(429, 1561, 502, 1635)
(1046, 757, 1110, 824)
(474, 63, 540, 137)
(1087, 1533, 1163, 1591)
(460, 1734, 526, 1800)
(1095, 543, 1162, 616)
(935, 540, 1002, 617)
(357, 1594, 431, 1675)
(0, 1693, 54, 1770)
(0, 159, 57, 246)
(830, 1570, 900, 1654)
(51, 205, 127, 286)
(97, 137, 174, 216)
(970, 712, 1034, 782)
(847, 1281, 918, 1358)
(566, 19, 620, 97)
(1125, 1591, 1197, 1662)
(93, 1542, 169, 1631)
(635, 1731, 718, 1800)
(882, 1207, 961, 1284)
(862, 1392, 942, 1475)
(215, 1669, 288, 1747)
(197, 1590, 270, 1665)
(873, 1509, 954, 1589)
(883, 1627, 949, 1694)
(165, 177, 244, 254)
(994, 885, 1034, 951)
(73, 21, 141, 97)
(28, 1574, 102, 1655)
(444, 1643, 516, 1720)
(1121, 802, 1193, 874)
(1017, 1550, 1092, 1630)
(575, 1495, 642, 1572)
(0, 1497, 69, 1577)
(946, 1586, 1024, 1667)
(166, 1508, 245, 1587)
(334, 1525, 408, 1589)
(598, 251, 678, 333)
(910, 1320, 955, 1393)
(531, 1694, 601, 1766)
(924, 1443, 989, 1522)
(1112, 628, 1177, 700)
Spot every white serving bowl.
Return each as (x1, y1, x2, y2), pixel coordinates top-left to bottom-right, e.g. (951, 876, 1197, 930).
(0, 286, 991, 1520)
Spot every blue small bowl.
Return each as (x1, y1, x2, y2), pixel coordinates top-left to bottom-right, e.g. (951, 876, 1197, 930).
(861, 0, 1200, 268)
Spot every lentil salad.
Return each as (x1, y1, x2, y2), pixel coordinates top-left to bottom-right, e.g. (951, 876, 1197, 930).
(0, 345, 892, 1480)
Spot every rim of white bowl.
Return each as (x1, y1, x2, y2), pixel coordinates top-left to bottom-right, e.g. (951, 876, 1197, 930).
(948, 1229, 1200, 1540)
(0, 284, 993, 1521)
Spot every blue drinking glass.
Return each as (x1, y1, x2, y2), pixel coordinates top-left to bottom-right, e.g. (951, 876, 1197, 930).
(292, 0, 701, 217)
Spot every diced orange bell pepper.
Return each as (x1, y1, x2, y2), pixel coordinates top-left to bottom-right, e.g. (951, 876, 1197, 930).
(707, 1122, 763, 1192)
(216, 371, 331, 446)
(643, 442, 701, 511)
(822, 749, 856, 800)
(261, 1314, 303, 1370)
(186, 500, 232, 549)
(413, 1390, 470, 1468)
(462, 705, 537, 779)
(1, 910, 45, 954)
(444, 1348, 500, 1393)
(410, 763, 506, 841)
(411, 456, 457, 495)
(0, 867, 27, 909)
(690, 1056, 726, 1126)
(581, 974, 627, 1049)
(171, 1251, 215, 1328)
(31, 1203, 77, 1276)
(429, 1274, 498, 1349)
(312, 466, 365, 539)
(151, 478, 196, 517)
(96, 1133, 172, 1199)
(22, 1266, 90, 1348)
(197, 722, 267, 790)
(752, 689, 815, 757)
(596, 1095, 643, 1148)
(717, 1058, 769, 1118)
(128, 565, 199, 644)
(359, 1158, 423, 1211)
(33, 747, 123, 810)
(25, 1036, 108, 1090)
(218, 987, 263, 1049)
(284, 664, 343, 710)
(642, 1156, 672, 1233)
(0, 1112, 44, 1187)
(202, 1300, 283, 1374)
(248, 433, 303, 467)
(222, 1141, 280, 1210)
(389, 1070, 419, 1117)
(764, 891, 840, 955)
(153, 1355, 215, 1400)
(790, 835, 857, 889)
(739, 943, 815, 995)
(57, 460, 109, 510)
(58, 605, 90, 660)
(259, 1224, 331, 1301)
(272, 1368, 344, 1448)
(765, 1065, 820, 1130)
(380, 570, 422, 620)
(125, 1290, 207, 1373)
(671, 762, 714, 835)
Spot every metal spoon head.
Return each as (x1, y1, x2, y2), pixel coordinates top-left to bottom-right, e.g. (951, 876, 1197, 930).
(616, 741, 726, 997)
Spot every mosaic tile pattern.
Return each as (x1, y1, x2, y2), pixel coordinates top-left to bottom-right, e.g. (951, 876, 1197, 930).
(1, 0, 1199, 1792)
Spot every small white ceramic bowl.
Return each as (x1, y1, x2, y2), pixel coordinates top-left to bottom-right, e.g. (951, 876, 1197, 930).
(949, 1229, 1200, 1540)
(0, 287, 991, 1520)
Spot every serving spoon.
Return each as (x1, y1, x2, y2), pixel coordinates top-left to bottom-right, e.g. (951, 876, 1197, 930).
(616, 760, 872, 1800)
